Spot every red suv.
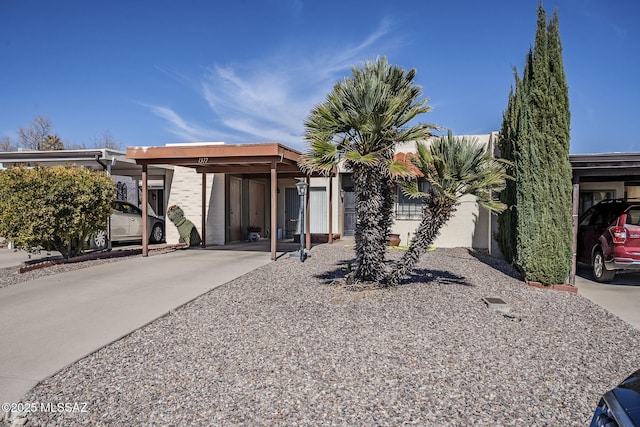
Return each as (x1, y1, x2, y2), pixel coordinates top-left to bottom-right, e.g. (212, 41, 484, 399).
(578, 199, 640, 282)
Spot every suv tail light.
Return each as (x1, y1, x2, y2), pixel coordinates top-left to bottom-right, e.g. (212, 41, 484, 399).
(611, 226, 627, 244)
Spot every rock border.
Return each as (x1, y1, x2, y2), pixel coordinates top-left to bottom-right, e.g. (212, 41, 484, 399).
(526, 280, 578, 294)
(17, 244, 187, 274)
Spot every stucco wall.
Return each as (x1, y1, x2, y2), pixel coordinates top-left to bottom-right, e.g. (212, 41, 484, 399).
(393, 194, 489, 248)
(386, 135, 496, 249)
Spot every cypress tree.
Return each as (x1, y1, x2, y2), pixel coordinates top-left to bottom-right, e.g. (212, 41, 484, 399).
(497, 4, 572, 284)
(544, 9, 573, 283)
(496, 78, 520, 263)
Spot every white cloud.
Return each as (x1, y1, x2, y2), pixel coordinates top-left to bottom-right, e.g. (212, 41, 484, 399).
(146, 19, 399, 150)
(143, 104, 235, 142)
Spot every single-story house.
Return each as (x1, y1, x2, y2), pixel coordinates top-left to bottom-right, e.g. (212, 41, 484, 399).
(4, 144, 640, 284)
(125, 135, 501, 260)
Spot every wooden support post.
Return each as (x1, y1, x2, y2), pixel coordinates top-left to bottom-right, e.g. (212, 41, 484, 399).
(141, 164, 149, 257)
(270, 161, 277, 261)
(305, 176, 311, 251)
(201, 172, 207, 248)
(570, 178, 580, 286)
(328, 172, 333, 244)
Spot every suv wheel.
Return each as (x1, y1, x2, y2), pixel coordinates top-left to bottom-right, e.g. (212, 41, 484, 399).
(592, 250, 615, 282)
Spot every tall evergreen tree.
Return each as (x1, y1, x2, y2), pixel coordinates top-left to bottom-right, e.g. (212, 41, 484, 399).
(496, 77, 520, 263)
(497, 5, 572, 285)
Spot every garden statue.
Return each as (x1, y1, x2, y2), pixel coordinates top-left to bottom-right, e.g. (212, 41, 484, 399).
(166, 205, 201, 247)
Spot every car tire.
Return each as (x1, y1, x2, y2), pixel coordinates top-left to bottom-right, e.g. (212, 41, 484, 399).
(91, 230, 109, 251)
(592, 250, 615, 282)
(150, 223, 164, 244)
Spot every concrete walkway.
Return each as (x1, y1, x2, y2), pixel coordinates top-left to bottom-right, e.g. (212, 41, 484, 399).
(0, 248, 271, 404)
(574, 268, 640, 331)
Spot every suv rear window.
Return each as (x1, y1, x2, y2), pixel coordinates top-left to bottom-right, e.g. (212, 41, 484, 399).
(579, 202, 631, 227)
(625, 208, 640, 225)
(580, 208, 619, 227)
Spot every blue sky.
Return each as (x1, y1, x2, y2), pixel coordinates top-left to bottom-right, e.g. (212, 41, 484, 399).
(1, 0, 638, 153)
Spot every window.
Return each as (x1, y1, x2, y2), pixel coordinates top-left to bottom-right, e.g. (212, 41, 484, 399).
(579, 191, 613, 215)
(395, 181, 430, 220)
(626, 209, 640, 226)
(113, 201, 141, 215)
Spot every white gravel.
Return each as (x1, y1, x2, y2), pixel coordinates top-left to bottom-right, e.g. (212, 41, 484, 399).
(16, 244, 640, 426)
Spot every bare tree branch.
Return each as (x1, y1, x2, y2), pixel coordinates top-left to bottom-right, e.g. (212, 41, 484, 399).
(17, 116, 53, 150)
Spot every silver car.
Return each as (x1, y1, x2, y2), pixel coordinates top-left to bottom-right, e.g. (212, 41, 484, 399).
(90, 200, 164, 250)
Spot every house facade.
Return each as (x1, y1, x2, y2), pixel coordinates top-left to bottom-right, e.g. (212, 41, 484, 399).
(4, 143, 640, 279)
(142, 134, 500, 255)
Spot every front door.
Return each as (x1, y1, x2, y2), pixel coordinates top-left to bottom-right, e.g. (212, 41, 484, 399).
(249, 180, 265, 235)
(285, 187, 300, 238)
(343, 190, 356, 236)
(229, 176, 242, 241)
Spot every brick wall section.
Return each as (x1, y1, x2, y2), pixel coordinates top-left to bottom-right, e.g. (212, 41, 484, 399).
(165, 166, 225, 246)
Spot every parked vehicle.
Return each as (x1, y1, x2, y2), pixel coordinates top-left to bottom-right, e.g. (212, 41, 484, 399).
(578, 199, 640, 282)
(90, 200, 164, 250)
(590, 368, 640, 426)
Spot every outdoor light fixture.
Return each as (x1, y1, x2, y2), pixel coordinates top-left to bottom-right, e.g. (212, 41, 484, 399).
(296, 179, 308, 262)
(295, 180, 308, 197)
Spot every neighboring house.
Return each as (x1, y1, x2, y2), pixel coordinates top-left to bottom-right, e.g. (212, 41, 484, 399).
(0, 148, 170, 216)
(570, 152, 640, 215)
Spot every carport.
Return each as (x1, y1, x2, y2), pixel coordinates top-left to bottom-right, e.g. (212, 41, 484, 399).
(0, 148, 169, 179)
(570, 152, 640, 284)
(0, 149, 171, 250)
(126, 142, 330, 260)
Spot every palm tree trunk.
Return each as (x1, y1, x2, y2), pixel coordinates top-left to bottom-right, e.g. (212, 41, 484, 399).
(386, 194, 457, 286)
(352, 164, 387, 282)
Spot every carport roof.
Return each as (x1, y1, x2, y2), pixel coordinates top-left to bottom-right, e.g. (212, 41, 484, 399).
(0, 148, 171, 179)
(571, 152, 640, 179)
(126, 142, 319, 260)
(126, 142, 309, 177)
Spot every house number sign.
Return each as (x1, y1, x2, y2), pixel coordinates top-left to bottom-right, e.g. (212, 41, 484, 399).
(198, 157, 209, 164)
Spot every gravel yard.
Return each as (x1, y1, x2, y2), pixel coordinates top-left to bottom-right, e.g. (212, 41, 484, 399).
(15, 244, 640, 426)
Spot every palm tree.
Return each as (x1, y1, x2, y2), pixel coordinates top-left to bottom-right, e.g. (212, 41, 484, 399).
(386, 131, 509, 286)
(299, 57, 435, 283)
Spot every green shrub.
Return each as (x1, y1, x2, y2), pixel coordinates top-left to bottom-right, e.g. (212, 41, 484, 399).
(496, 6, 572, 285)
(0, 166, 115, 258)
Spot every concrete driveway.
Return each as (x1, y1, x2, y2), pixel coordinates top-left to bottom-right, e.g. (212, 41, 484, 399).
(0, 248, 59, 269)
(0, 248, 271, 404)
(574, 267, 640, 331)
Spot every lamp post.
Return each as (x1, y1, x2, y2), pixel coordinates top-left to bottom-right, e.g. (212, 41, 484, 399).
(296, 179, 308, 262)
